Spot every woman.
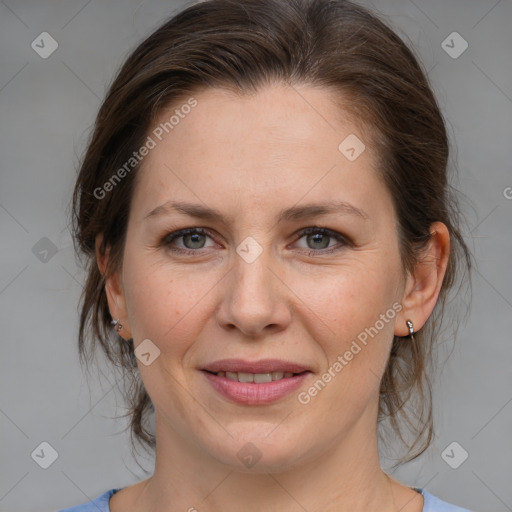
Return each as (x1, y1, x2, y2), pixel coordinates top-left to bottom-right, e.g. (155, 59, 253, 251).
(60, 0, 474, 510)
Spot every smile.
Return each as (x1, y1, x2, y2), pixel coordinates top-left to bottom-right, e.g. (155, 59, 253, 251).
(201, 369, 311, 405)
(208, 370, 299, 382)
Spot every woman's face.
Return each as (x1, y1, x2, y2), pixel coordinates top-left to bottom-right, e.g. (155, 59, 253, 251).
(111, 84, 410, 471)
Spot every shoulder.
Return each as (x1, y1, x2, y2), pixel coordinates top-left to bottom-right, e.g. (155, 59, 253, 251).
(418, 488, 474, 512)
(57, 488, 121, 512)
(56, 486, 474, 512)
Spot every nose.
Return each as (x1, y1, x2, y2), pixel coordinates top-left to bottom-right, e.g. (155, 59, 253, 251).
(215, 244, 292, 338)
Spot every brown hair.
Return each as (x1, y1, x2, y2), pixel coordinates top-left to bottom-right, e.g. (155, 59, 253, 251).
(71, 0, 473, 465)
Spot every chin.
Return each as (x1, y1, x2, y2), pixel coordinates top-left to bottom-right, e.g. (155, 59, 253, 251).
(205, 431, 315, 474)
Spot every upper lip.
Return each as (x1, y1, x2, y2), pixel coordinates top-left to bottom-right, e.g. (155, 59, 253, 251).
(202, 359, 311, 374)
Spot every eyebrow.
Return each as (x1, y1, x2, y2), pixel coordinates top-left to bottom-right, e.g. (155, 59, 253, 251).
(144, 199, 369, 224)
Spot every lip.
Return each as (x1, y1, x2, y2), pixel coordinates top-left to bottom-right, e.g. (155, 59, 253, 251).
(201, 358, 311, 374)
(202, 370, 311, 405)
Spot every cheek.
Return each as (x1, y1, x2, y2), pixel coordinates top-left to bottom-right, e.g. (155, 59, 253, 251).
(122, 253, 218, 349)
(300, 277, 396, 408)
(304, 256, 401, 384)
(312, 260, 400, 334)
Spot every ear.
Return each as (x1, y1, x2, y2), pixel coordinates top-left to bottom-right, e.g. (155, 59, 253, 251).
(95, 234, 132, 339)
(395, 221, 450, 336)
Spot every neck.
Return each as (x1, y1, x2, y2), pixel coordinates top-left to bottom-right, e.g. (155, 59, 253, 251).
(134, 409, 400, 512)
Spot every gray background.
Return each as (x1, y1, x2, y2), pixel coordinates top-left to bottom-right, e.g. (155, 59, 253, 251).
(1, 0, 511, 511)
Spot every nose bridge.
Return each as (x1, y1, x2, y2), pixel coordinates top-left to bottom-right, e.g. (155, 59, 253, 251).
(232, 237, 276, 307)
(217, 234, 290, 336)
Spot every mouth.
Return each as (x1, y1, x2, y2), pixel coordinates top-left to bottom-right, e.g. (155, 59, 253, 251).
(201, 358, 311, 375)
(200, 359, 313, 405)
(202, 369, 308, 383)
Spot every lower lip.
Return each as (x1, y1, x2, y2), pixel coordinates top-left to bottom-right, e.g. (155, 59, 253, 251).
(202, 371, 311, 405)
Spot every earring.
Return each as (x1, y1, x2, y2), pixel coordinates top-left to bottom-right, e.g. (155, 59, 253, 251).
(406, 319, 414, 337)
(111, 318, 123, 333)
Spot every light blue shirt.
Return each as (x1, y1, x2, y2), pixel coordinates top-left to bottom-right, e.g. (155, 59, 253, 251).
(57, 487, 474, 511)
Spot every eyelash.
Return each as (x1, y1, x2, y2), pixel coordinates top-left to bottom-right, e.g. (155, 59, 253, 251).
(160, 226, 350, 257)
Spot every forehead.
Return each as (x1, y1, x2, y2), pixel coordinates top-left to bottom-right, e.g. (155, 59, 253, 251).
(129, 84, 390, 225)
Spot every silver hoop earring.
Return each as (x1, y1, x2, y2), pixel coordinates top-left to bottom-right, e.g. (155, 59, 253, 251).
(406, 319, 414, 337)
(111, 318, 123, 332)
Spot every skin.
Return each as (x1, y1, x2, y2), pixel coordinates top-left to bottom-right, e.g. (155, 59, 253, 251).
(98, 84, 450, 512)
